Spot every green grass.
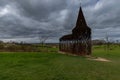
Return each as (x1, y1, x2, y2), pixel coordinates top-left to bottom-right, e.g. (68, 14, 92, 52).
(0, 46, 119, 80)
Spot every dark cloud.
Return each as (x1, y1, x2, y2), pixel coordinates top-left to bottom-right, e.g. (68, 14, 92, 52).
(0, 0, 120, 43)
(15, 0, 67, 21)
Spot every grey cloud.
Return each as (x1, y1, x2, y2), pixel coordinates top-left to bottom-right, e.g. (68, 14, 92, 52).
(15, 0, 68, 21)
(0, 0, 120, 43)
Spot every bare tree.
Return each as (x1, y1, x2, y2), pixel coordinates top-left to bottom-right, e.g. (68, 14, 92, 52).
(116, 40, 119, 44)
(105, 32, 110, 51)
(38, 36, 49, 46)
(38, 31, 53, 46)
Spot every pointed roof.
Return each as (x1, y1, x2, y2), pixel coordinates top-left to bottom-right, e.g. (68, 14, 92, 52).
(76, 6, 87, 26)
(72, 6, 90, 35)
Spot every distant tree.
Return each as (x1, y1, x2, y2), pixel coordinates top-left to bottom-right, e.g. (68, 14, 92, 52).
(0, 40, 4, 50)
(38, 35, 50, 46)
(115, 40, 120, 47)
(116, 40, 119, 44)
(105, 33, 110, 51)
(92, 39, 106, 45)
(0, 40, 4, 43)
(38, 31, 53, 46)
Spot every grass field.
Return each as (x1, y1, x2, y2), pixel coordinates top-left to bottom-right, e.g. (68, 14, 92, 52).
(0, 45, 119, 80)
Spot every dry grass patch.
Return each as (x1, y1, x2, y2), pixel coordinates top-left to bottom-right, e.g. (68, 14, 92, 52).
(86, 56, 111, 62)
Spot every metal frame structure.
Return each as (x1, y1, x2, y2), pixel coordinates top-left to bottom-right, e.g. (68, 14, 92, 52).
(59, 7, 92, 56)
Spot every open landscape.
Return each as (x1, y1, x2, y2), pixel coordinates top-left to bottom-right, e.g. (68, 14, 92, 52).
(0, 0, 120, 80)
(0, 45, 119, 80)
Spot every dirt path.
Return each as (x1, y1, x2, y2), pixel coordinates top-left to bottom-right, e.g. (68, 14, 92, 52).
(86, 56, 111, 62)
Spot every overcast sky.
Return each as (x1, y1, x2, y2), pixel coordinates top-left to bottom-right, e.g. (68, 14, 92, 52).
(0, 0, 120, 43)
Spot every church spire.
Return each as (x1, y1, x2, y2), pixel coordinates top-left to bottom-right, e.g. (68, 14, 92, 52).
(76, 6, 87, 26)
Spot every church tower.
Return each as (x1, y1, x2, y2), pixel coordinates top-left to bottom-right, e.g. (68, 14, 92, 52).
(59, 6, 92, 55)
